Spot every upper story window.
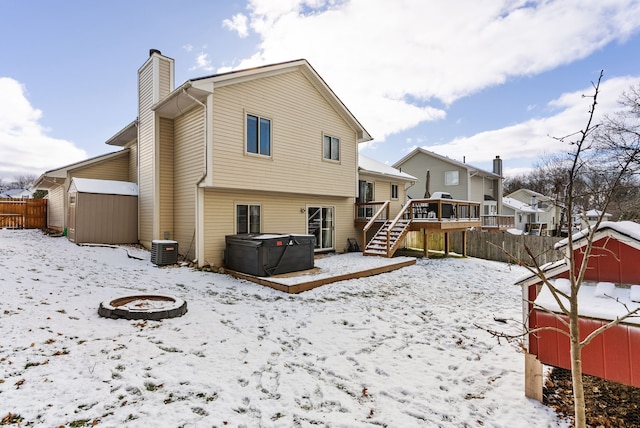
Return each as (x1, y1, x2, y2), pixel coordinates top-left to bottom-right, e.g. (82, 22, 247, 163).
(391, 184, 399, 200)
(445, 170, 459, 186)
(323, 135, 340, 161)
(236, 204, 261, 234)
(246, 114, 271, 156)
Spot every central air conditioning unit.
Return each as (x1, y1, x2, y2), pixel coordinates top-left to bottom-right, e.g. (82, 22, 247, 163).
(151, 240, 178, 266)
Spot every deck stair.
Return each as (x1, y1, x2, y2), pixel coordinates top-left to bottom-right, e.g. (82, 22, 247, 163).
(364, 219, 411, 257)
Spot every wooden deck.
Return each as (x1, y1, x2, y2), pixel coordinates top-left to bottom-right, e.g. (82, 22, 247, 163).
(225, 254, 416, 294)
(357, 198, 482, 257)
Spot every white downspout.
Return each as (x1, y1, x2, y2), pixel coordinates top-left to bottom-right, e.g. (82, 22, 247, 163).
(182, 88, 210, 267)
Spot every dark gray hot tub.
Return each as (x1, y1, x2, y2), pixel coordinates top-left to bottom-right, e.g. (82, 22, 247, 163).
(224, 233, 316, 276)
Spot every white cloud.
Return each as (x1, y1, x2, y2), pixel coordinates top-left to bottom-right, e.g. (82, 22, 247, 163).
(222, 13, 250, 38)
(189, 52, 215, 72)
(183, 44, 194, 52)
(423, 75, 640, 164)
(0, 78, 87, 181)
(221, 0, 640, 143)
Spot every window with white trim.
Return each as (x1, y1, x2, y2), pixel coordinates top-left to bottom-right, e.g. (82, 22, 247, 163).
(391, 184, 399, 200)
(246, 114, 271, 156)
(236, 204, 261, 234)
(323, 135, 340, 161)
(445, 170, 459, 186)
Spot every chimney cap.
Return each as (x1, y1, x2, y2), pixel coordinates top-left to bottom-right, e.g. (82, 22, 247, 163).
(149, 49, 162, 57)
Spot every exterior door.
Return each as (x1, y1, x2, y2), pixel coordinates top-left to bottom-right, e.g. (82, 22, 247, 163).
(307, 206, 334, 251)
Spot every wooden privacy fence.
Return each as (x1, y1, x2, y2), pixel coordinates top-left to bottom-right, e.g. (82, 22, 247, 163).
(0, 198, 47, 229)
(405, 230, 564, 266)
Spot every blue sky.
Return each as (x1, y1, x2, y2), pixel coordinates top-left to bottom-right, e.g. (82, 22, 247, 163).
(1, 0, 640, 184)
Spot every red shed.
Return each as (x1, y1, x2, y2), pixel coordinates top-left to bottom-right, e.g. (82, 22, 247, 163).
(516, 221, 640, 400)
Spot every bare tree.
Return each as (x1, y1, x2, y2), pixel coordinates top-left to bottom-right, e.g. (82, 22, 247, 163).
(9, 174, 38, 190)
(489, 72, 640, 427)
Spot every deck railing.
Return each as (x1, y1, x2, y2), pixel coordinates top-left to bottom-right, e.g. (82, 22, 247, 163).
(402, 198, 481, 221)
(481, 214, 515, 229)
(361, 201, 390, 250)
(355, 201, 390, 222)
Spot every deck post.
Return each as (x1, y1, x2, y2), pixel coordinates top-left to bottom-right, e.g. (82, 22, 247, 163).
(423, 229, 429, 258)
(525, 352, 543, 402)
(462, 230, 467, 257)
(444, 232, 450, 255)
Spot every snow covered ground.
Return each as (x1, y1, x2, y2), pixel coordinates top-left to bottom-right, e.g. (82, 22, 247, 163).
(0, 229, 566, 427)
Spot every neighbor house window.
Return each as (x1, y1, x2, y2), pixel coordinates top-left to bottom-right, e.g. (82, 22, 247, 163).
(246, 114, 271, 156)
(236, 204, 261, 234)
(391, 184, 399, 200)
(445, 170, 459, 186)
(323, 135, 340, 161)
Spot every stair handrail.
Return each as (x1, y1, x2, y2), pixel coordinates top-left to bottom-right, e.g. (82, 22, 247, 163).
(362, 200, 390, 250)
(386, 199, 414, 255)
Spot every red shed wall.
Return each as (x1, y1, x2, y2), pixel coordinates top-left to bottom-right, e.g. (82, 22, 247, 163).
(572, 237, 640, 284)
(531, 310, 640, 387)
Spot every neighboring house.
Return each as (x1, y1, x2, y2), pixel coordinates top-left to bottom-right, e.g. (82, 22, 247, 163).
(516, 221, 640, 396)
(581, 209, 613, 228)
(4, 188, 34, 199)
(33, 150, 132, 233)
(505, 189, 562, 235)
(392, 148, 506, 228)
(502, 196, 544, 233)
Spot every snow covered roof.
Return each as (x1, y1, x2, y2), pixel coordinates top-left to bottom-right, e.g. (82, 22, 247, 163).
(585, 209, 612, 218)
(534, 281, 640, 325)
(502, 197, 544, 213)
(70, 178, 138, 196)
(555, 221, 640, 250)
(359, 154, 417, 181)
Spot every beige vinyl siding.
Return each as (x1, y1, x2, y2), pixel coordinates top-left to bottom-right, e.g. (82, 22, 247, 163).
(173, 107, 205, 259)
(128, 143, 138, 183)
(70, 152, 130, 182)
(138, 59, 155, 246)
(401, 153, 469, 201)
(359, 172, 408, 218)
(47, 185, 64, 231)
(158, 59, 172, 100)
(469, 175, 484, 204)
(210, 70, 357, 198)
(201, 189, 357, 267)
(158, 117, 174, 239)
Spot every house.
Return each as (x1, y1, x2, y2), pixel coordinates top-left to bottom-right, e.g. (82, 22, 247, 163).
(504, 189, 562, 235)
(39, 51, 369, 267)
(34, 50, 485, 268)
(392, 148, 511, 230)
(581, 209, 613, 228)
(3, 188, 34, 199)
(516, 221, 640, 399)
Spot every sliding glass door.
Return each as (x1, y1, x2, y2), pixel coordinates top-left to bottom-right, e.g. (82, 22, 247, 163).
(307, 206, 334, 251)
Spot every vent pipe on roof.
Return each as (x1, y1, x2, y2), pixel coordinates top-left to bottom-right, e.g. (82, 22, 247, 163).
(149, 48, 162, 57)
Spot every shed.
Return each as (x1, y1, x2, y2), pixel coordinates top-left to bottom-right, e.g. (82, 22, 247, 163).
(516, 221, 640, 399)
(67, 178, 138, 244)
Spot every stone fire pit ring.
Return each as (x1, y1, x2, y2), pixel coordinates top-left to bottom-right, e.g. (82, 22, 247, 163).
(98, 295, 187, 320)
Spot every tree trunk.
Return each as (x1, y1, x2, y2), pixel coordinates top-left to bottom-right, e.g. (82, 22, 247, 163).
(570, 301, 586, 428)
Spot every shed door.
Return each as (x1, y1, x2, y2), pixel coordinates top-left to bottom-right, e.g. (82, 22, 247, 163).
(67, 193, 76, 242)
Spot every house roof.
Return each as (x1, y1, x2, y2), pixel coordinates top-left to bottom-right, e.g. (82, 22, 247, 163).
(502, 196, 544, 213)
(70, 178, 138, 196)
(358, 154, 417, 182)
(151, 59, 372, 144)
(391, 147, 501, 179)
(33, 150, 129, 189)
(584, 209, 613, 218)
(105, 120, 138, 147)
(506, 188, 552, 201)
